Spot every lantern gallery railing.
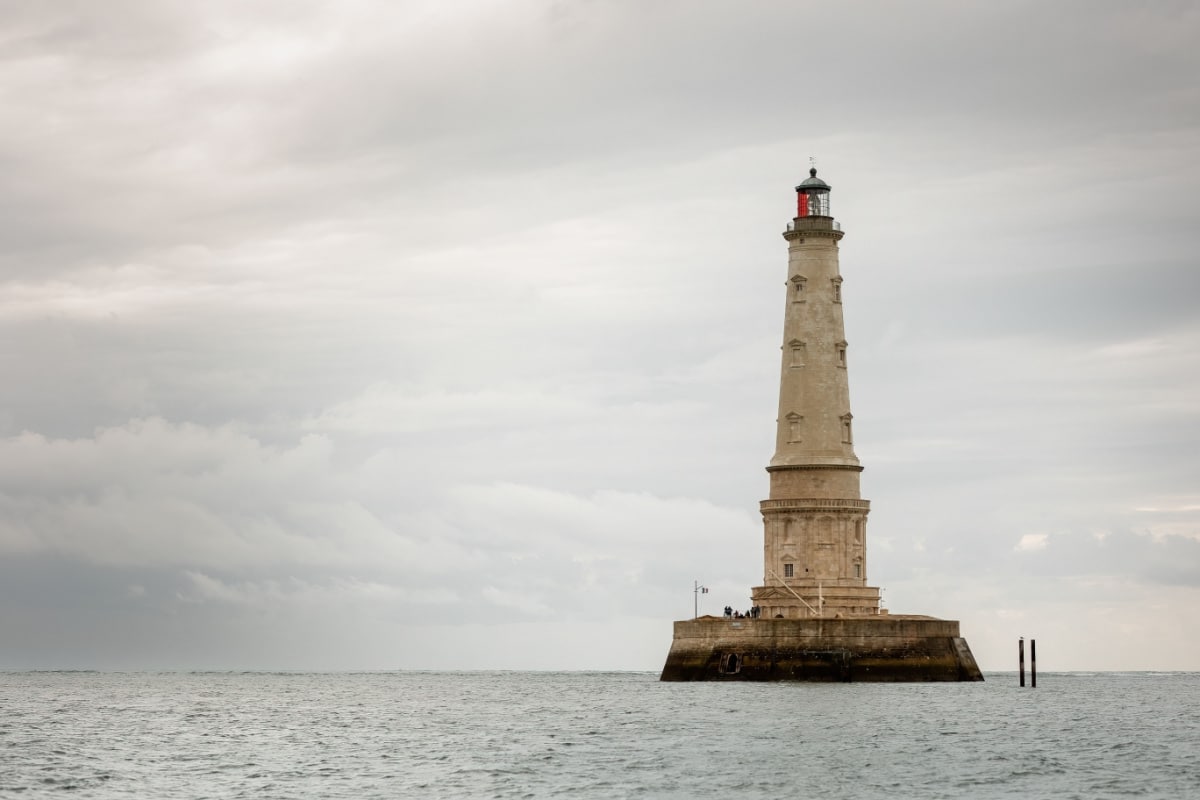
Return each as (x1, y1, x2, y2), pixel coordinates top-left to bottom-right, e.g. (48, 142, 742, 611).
(786, 218, 842, 232)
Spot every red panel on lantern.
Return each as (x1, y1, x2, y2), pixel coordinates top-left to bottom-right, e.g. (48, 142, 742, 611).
(798, 194, 809, 217)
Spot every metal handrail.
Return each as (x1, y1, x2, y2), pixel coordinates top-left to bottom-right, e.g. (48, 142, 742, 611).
(786, 218, 841, 232)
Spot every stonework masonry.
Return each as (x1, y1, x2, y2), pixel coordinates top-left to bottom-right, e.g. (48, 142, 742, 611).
(660, 616, 981, 682)
(660, 169, 982, 681)
(753, 185, 879, 619)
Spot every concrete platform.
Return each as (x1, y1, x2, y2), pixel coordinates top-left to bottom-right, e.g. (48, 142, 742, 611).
(660, 615, 983, 682)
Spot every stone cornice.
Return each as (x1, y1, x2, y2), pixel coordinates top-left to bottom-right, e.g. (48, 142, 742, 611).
(766, 463, 863, 473)
(783, 228, 844, 242)
(760, 498, 871, 513)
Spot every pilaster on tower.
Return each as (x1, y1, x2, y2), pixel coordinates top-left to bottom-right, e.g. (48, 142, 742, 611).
(752, 168, 881, 619)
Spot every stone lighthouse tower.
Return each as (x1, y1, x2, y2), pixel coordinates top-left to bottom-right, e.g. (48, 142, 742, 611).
(660, 169, 982, 681)
(751, 169, 882, 619)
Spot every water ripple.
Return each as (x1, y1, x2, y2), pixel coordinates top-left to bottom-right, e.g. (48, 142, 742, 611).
(1, 672, 1198, 798)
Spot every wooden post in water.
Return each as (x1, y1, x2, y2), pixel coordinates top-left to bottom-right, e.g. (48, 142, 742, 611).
(1031, 639, 1037, 688)
(1018, 637, 1025, 687)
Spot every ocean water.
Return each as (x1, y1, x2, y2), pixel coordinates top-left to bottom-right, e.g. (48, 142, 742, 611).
(2, 671, 1197, 799)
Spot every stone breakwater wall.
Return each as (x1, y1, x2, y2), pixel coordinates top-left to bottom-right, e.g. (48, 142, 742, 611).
(660, 616, 983, 682)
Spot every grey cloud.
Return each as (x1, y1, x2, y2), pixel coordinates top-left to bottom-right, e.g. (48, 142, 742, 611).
(1, 0, 1198, 669)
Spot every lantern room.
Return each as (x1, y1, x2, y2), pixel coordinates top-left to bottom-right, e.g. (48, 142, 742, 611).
(795, 167, 831, 218)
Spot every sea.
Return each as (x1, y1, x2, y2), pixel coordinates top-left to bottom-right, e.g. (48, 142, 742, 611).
(2, 671, 1197, 799)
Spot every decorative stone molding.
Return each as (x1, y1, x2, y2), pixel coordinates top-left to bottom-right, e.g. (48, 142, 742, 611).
(788, 339, 806, 367)
(783, 229, 843, 242)
(784, 412, 803, 443)
(789, 274, 807, 302)
(760, 498, 871, 512)
(766, 463, 864, 473)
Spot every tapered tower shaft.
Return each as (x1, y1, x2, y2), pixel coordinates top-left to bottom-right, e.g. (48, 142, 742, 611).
(751, 170, 880, 618)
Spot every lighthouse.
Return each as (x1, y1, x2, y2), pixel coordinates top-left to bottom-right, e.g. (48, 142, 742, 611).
(752, 168, 881, 619)
(660, 169, 983, 681)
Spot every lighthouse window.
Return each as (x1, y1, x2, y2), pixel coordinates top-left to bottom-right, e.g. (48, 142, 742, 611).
(808, 192, 830, 217)
(783, 563, 794, 578)
(790, 275, 807, 302)
(836, 343, 847, 367)
(789, 341, 806, 367)
(831, 277, 843, 303)
(841, 415, 854, 444)
(854, 564, 862, 578)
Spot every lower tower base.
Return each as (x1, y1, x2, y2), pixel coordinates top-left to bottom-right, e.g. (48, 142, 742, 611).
(660, 615, 983, 682)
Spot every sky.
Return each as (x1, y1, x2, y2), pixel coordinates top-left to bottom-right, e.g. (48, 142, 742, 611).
(1, 0, 1198, 672)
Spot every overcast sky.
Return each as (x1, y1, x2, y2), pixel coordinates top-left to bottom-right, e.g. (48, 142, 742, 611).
(1, 0, 1198, 672)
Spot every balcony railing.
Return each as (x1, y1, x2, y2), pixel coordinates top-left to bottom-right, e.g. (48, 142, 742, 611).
(786, 218, 841, 232)
(760, 498, 870, 511)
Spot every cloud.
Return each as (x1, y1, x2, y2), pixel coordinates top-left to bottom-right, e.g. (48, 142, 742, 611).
(303, 383, 590, 435)
(1015, 534, 1049, 553)
(1, 0, 1199, 669)
(0, 410, 758, 628)
(179, 571, 460, 608)
(0, 419, 415, 571)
